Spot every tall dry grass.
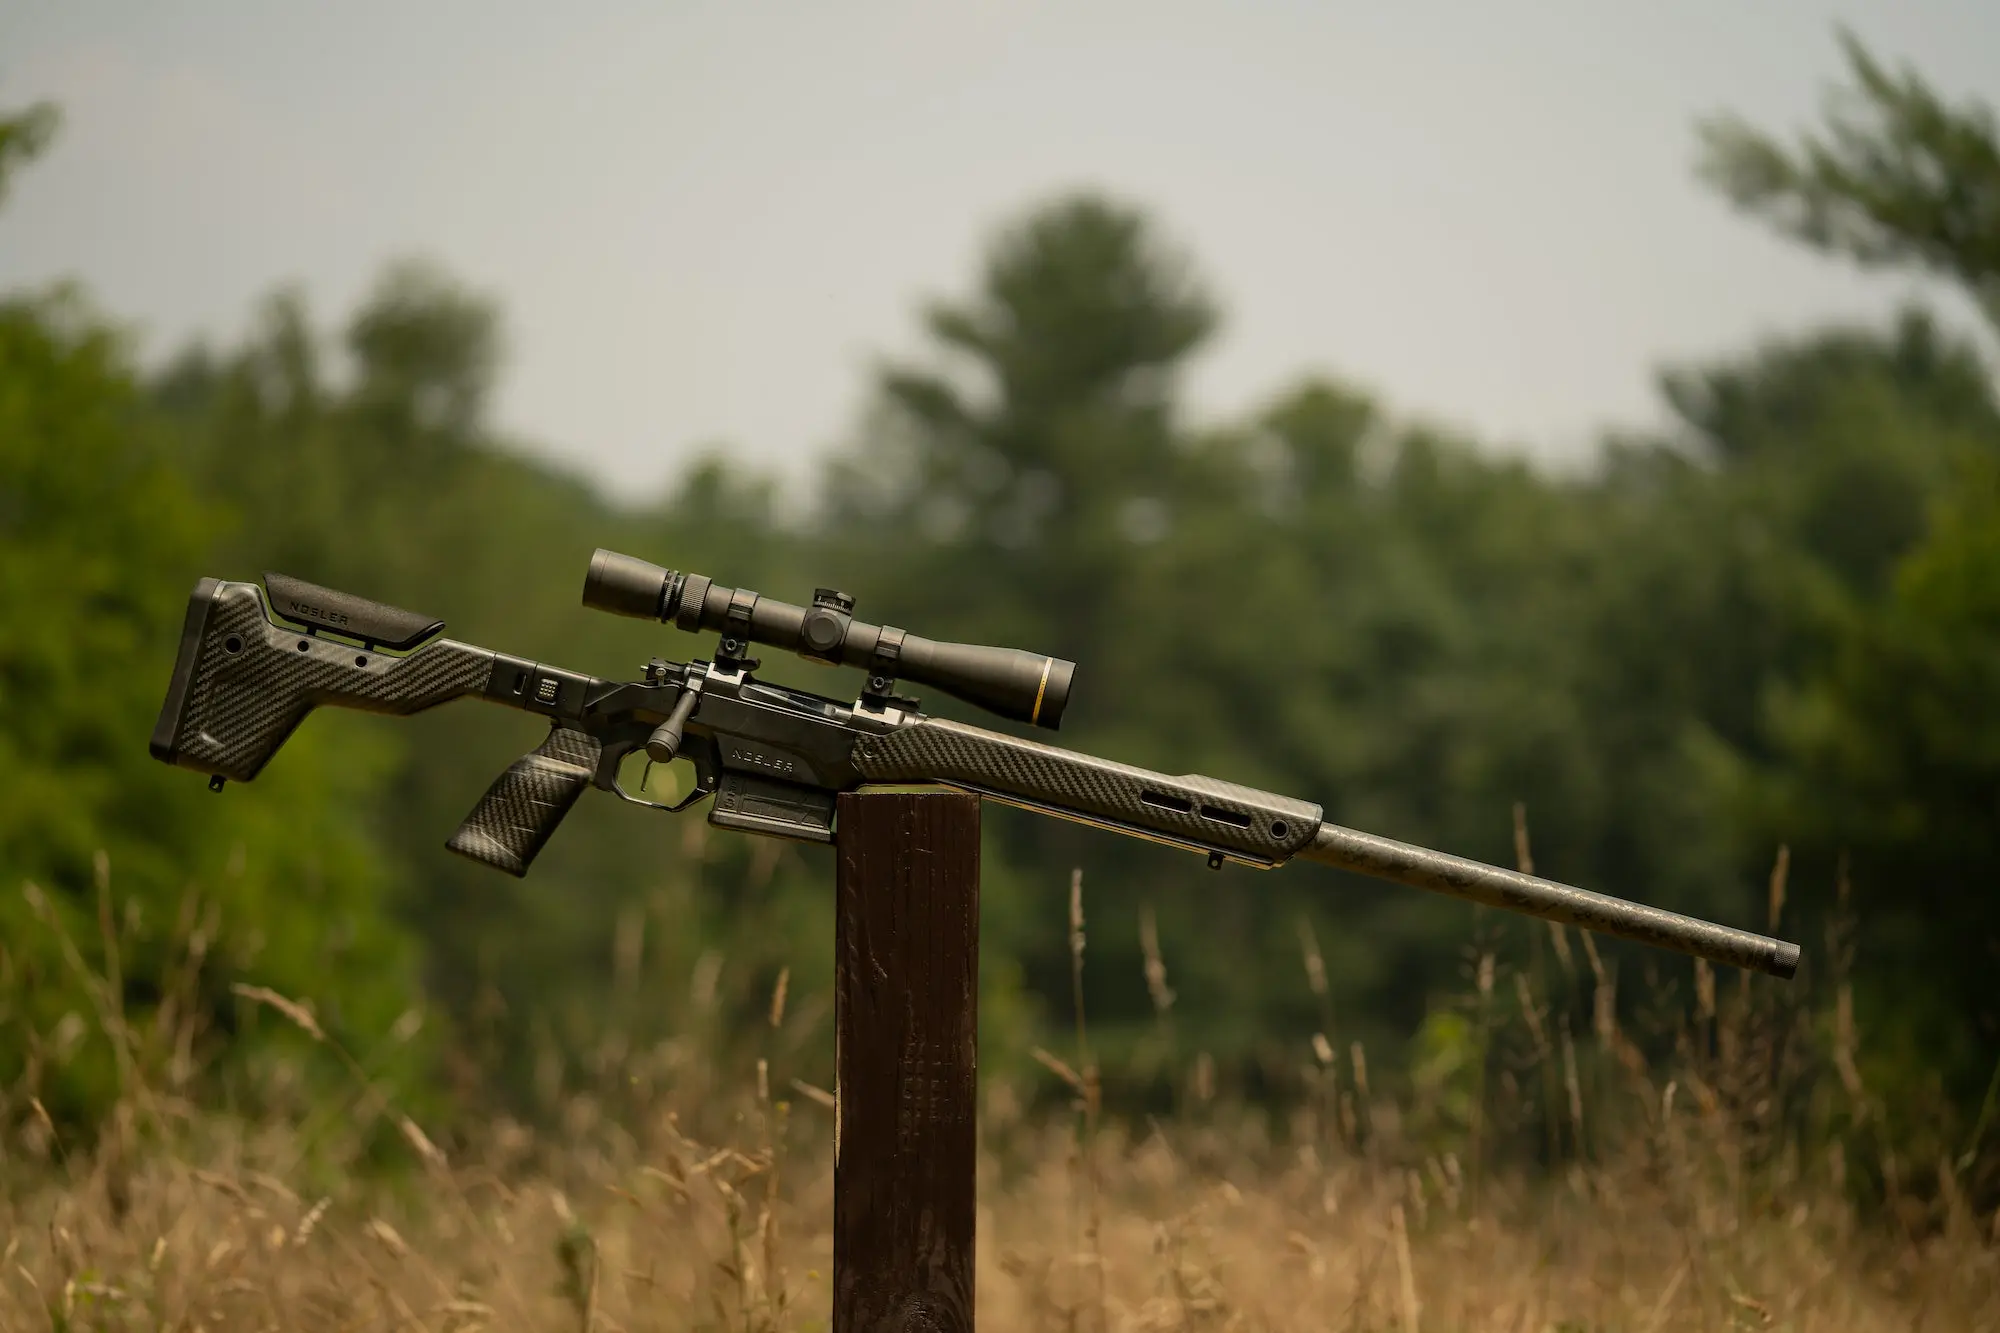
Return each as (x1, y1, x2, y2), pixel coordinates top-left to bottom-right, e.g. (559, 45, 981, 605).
(2, 839, 1997, 1331)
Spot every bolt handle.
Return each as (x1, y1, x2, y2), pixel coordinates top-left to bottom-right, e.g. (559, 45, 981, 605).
(645, 687, 701, 764)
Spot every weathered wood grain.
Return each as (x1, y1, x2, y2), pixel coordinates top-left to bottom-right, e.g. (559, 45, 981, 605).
(833, 790, 980, 1333)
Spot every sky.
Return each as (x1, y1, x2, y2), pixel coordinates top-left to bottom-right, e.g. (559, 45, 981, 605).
(2, 2, 1996, 498)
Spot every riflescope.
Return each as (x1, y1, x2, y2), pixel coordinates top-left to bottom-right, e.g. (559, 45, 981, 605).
(583, 548, 1075, 729)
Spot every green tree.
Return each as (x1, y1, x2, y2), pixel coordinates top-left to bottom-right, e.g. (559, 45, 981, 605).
(1699, 29, 2000, 331)
(1754, 457, 2000, 1091)
(0, 108, 424, 1131)
(825, 194, 1215, 658)
(1697, 30, 2000, 1144)
(0, 103, 57, 204)
(821, 196, 1632, 1090)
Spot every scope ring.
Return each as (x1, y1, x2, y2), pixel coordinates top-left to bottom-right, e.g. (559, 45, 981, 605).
(864, 625, 907, 696)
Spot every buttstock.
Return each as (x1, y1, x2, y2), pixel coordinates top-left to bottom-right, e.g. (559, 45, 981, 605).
(446, 724, 602, 877)
(149, 577, 490, 783)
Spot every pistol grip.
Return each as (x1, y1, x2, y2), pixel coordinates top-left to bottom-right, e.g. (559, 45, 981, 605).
(446, 724, 602, 877)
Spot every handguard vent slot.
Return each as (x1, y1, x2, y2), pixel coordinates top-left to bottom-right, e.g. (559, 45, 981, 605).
(1140, 789, 1194, 815)
(1199, 804, 1253, 829)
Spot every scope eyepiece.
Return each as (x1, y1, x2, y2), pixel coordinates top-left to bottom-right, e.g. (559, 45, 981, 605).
(582, 548, 1075, 729)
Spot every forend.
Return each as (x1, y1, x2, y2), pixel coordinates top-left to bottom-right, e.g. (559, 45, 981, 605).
(582, 548, 1076, 730)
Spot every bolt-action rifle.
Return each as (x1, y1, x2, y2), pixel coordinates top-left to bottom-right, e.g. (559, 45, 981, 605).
(150, 550, 1800, 979)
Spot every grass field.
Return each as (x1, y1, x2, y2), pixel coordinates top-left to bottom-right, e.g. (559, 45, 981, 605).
(3, 1081, 1994, 1331)
(4, 859, 1996, 1331)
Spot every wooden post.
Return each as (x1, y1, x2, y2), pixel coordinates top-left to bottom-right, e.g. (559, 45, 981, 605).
(834, 790, 981, 1333)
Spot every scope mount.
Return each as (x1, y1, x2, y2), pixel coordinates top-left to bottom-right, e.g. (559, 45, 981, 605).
(798, 585, 915, 717)
(714, 590, 762, 675)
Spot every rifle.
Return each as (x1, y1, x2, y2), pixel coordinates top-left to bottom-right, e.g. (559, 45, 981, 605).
(150, 550, 1800, 978)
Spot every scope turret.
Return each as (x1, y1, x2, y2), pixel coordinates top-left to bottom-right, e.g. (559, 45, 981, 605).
(582, 549, 1075, 730)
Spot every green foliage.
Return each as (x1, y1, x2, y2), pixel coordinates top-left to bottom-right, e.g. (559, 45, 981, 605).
(1751, 454, 2000, 1102)
(0, 283, 423, 1129)
(0, 103, 58, 204)
(0, 109, 427, 1134)
(1698, 28, 2000, 329)
(1690, 26, 2000, 1141)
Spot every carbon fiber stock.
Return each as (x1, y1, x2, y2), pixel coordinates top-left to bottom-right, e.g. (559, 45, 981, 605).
(852, 718, 1319, 866)
(150, 579, 494, 783)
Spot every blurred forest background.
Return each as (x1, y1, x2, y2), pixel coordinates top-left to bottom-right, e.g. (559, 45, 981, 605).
(3, 30, 1996, 1214)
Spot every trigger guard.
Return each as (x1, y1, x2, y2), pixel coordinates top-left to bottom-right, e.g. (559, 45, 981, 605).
(609, 741, 717, 813)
